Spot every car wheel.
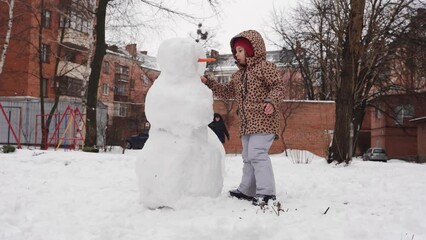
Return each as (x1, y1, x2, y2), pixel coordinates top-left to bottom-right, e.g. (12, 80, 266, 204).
(126, 141, 132, 149)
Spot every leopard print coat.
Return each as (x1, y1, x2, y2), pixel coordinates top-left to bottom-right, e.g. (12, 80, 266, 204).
(206, 30, 284, 139)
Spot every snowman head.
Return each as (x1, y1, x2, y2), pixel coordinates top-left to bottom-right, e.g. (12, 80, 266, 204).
(157, 38, 206, 78)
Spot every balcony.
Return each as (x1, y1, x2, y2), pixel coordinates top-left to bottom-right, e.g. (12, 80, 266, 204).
(114, 83, 129, 102)
(115, 73, 129, 82)
(57, 60, 90, 80)
(60, 28, 91, 51)
(56, 76, 83, 97)
(114, 95, 129, 102)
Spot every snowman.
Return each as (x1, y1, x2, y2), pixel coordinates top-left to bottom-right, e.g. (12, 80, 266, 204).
(135, 38, 225, 209)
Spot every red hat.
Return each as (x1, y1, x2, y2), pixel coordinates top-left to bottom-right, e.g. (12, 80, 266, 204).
(233, 38, 254, 57)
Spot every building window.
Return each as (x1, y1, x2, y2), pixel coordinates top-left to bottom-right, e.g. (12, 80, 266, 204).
(41, 44, 50, 63)
(375, 108, 382, 119)
(117, 65, 129, 75)
(217, 75, 230, 84)
(102, 84, 109, 95)
(115, 65, 129, 82)
(313, 71, 322, 86)
(395, 104, 414, 125)
(103, 62, 110, 74)
(60, 0, 91, 33)
(114, 84, 127, 96)
(42, 78, 48, 97)
(142, 75, 149, 85)
(119, 105, 127, 117)
(115, 104, 127, 117)
(42, 10, 51, 28)
(59, 77, 82, 97)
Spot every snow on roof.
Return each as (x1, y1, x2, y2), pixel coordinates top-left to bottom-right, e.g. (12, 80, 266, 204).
(106, 45, 295, 73)
(106, 45, 160, 71)
(207, 49, 296, 71)
(138, 54, 160, 71)
(410, 116, 426, 122)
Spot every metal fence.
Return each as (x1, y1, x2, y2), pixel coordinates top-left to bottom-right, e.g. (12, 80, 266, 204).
(0, 97, 107, 147)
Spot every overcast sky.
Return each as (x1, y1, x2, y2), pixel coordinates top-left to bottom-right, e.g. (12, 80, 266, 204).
(129, 0, 298, 56)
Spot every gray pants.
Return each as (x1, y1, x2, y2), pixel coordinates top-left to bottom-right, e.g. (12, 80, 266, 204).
(238, 133, 276, 196)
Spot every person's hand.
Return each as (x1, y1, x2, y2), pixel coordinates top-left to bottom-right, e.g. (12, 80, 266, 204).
(200, 75, 208, 84)
(264, 103, 274, 115)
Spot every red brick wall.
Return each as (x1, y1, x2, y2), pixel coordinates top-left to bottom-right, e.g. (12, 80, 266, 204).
(381, 127, 417, 159)
(0, 1, 33, 96)
(369, 94, 426, 159)
(0, 0, 87, 99)
(417, 122, 426, 162)
(213, 100, 335, 157)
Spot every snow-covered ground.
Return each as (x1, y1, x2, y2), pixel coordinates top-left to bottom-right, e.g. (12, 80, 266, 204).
(1, 148, 425, 240)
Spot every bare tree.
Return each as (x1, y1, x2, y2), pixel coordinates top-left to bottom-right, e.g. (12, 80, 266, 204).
(84, 0, 219, 147)
(271, 0, 424, 164)
(24, 0, 93, 149)
(0, 0, 15, 76)
(269, 2, 337, 101)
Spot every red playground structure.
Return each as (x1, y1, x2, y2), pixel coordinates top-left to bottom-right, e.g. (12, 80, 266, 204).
(0, 103, 22, 148)
(35, 105, 86, 150)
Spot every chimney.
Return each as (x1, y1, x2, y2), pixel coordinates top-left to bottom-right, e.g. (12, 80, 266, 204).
(108, 45, 119, 52)
(125, 44, 137, 57)
(209, 49, 219, 59)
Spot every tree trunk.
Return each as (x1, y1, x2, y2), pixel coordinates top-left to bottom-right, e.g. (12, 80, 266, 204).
(46, 15, 68, 139)
(352, 99, 367, 156)
(39, 0, 48, 150)
(0, 0, 15, 76)
(328, 0, 365, 164)
(85, 0, 109, 148)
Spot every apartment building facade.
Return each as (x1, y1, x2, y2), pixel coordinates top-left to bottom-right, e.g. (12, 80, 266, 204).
(100, 44, 160, 145)
(0, 0, 159, 146)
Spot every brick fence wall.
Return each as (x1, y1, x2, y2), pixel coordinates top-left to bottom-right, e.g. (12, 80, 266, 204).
(213, 100, 335, 157)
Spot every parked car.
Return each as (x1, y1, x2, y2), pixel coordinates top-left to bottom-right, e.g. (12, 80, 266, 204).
(126, 132, 149, 149)
(363, 147, 388, 162)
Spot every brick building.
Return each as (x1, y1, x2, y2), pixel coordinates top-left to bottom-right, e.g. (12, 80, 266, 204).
(0, 0, 159, 146)
(358, 9, 426, 162)
(0, 0, 93, 99)
(361, 93, 426, 161)
(100, 44, 160, 145)
(410, 117, 426, 162)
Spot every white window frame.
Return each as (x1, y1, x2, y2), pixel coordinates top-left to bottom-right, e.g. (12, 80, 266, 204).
(119, 104, 127, 117)
(395, 104, 414, 126)
(41, 44, 50, 63)
(102, 83, 109, 95)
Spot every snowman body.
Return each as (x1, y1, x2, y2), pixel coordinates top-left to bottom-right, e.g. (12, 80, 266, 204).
(136, 38, 224, 209)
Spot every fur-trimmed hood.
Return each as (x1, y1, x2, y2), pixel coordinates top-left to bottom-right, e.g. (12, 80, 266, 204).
(230, 30, 266, 67)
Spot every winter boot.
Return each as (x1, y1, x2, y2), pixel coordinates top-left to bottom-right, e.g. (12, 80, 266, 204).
(229, 189, 254, 201)
(252, 194, 276, 206)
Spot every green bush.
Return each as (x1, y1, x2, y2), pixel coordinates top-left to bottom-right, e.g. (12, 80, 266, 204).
(1, 145, 16, 153)
(82, 146, 99, 153)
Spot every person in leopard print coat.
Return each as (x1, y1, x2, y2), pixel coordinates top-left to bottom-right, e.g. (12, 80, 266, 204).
(201, 30, 284, 205)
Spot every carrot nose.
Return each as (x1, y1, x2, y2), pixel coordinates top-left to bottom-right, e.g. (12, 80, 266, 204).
(197, 58, 216, 62)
